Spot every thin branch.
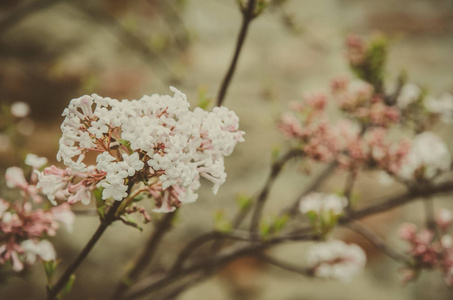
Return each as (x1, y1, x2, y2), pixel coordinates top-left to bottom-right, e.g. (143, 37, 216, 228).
(345, 221, 411, 264)
(341, 181, 453, 222)
(120, 179, 453, 300)
(170, 231, 220, 273)
(423, 197, 436, 231)
(249, 150, 301, 237)
(113, 211, 176, 299)
(285, 161, 337, 217)
(0, 0, 63, 35)
(152, 273, 212, 300)
(258, 254, 312, 277)
(216, 0, 257, 106)
(46, 200, 122, 300)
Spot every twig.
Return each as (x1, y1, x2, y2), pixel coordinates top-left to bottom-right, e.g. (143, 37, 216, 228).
(113, 211, 176, 299)
(46, 200, 122, 300)
(120, 179, 453, 300)
(285, 161, 337, 217)
(0, 0, 63, 35)
(258, 254, 312, 277)
(345, 221, 411, 264)
(341, 181, 453, 222)
(152, 273, 212, 300)
(216, 0, 257, 106)
(249, 150, 301, 238)
(423, 197, 436, 231)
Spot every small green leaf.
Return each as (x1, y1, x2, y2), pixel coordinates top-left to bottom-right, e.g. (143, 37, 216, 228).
(43, 260, 58, 286)
(213, 211, 232, 233)
(260, 220, 271, 238)
(132, 195, 144, 202)
(236, 194, 252, 210)
(120, 215, 143, 231)
(271, 146, 281, 163)
(59, 274, 76, 299)
(97, 207, 105, 219)
(273, 215, 289, 233)
(197, 86, 212, 110)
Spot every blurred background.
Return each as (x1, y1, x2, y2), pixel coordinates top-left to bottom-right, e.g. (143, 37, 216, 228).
(1, 0, 453, 299)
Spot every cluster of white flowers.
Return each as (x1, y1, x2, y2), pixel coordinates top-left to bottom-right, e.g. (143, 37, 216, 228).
(299, 193, 347, 216)
(396, 83, 421, 109)
(425, 93, 453, 122)
(306, 240, 366, 281)
(48, 87, 244, 210)
(20, 240, 56, 265)
(399, 132, 451, 181)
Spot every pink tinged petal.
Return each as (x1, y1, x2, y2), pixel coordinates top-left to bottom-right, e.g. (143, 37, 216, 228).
(5, 167, 28, 190)
(11, 251, 23, 272)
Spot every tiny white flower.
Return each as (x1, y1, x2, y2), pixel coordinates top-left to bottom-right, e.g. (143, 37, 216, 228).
(10, 101, 30, 118)
(25, 153, 48, 169)
(306, 240, 366, 282)
(21, 239, 56, 264)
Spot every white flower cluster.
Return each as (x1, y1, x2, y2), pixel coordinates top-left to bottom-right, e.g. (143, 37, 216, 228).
(425, 93, 453, 122)
(399, 132, 451, 181)
(396, 83, 421, 109)
(54, 87, 244, 206)
(299, 193, 347, 216)
(306, 240, 366, 282)
(396, 83, 453, 122)
(21, 240, 56, 265)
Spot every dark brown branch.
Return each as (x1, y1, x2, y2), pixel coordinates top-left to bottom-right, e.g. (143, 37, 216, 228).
(345, 221, 411, 264)
(121, 180, 453, 300)
(0, 0, 63, 35)
(46, 200, 122, 300)
(216, 0, 257, 106)
(152, 273, 212, 300)
(113, 211, 176, 298)
(423, 197, 436, 231)
(341, 181, 453, 222)
(249, 150, 301, 237)
(170, 232, 220, 273)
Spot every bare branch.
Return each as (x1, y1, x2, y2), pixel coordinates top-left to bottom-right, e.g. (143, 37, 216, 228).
(120, 179, 453, 300)
(345, 221, 411, 264)
(113, 211, 176, 298)
(249, 150, 301, 237)
(216, 0, 257, 106)
(258, 254, 312, 277)
(285, 161, 337, 217)
(0, 0, 63, 36)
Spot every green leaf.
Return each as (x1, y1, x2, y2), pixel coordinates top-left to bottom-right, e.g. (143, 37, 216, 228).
(273, 215, 289, 233)
(271, 146, 281, 163)
(197, 86, 212, 110)
(259, 220, 271, 239)
(236, 194, 252, 210)
(93, 187, 105, 219)
(59, 274, 76, 299)
(213, 211, 232, 233)
(120, 215, 143, 231)
(43, 260, 58, 286)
